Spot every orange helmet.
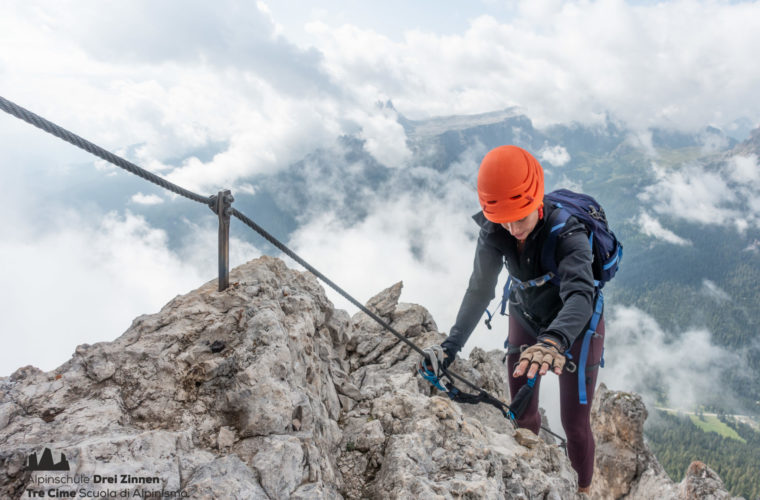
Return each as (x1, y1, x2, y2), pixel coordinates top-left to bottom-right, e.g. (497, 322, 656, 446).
(477, 145, 544, 223)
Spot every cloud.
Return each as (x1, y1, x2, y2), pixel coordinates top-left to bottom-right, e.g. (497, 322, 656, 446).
(636, 211, 692, 246)
(727, 154, 760, 186)
(538, 145, 571, 167)
(0, 208, 234, 377)
(600, 305, 744, 411)
(351, 103, 412, 167)
(32, 0, 334, 96)
(699, 127, 731, 154)
(4, 0, 760, 203)
(0, 1, 410, 197)
(307, 1, 760, 131)
(130, 193, 164, 205)
(640, 154, 760, 231)
(550, 175, 583, 193)
(701, 279, 731, 303)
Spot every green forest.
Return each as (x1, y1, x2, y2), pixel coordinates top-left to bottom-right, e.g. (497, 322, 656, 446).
(646, 410, 760, 499)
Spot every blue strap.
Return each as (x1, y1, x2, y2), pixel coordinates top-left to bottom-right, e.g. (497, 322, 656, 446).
(578, 291, 604, 405)
(500, 276, 513, 315)
(509, 273, 555, 291)
(603, 244, 623, 271)
(541, 206, 570, 287)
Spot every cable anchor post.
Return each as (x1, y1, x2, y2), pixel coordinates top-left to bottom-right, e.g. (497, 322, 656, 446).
(215, 190, 234, 291)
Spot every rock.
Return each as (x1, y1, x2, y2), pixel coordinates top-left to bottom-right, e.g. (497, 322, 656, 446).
(515, 428, 541, 448)
(590, 384, 740, 500)
(591, 384, 654, 499)
(217, 426, 236, 449)
(0, 256, 738, 499)
(183, 455, 268, 499)
(679, 461, 734, 500)
(364, 281, 403, 318)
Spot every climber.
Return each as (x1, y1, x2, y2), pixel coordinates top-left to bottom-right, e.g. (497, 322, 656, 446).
(422, 145, 605, 494)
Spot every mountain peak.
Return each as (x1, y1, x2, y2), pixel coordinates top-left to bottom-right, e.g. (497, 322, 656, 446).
(0, 257, 735, 498)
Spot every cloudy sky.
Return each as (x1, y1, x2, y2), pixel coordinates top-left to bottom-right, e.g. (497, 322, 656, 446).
(2, 0, 759, 395)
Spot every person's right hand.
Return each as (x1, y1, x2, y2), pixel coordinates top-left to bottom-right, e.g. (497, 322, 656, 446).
(513, 339, 565, 378)
(418, 345, 453, 374)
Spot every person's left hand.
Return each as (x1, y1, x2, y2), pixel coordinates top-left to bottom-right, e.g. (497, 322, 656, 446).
(513, 340, 565, 378)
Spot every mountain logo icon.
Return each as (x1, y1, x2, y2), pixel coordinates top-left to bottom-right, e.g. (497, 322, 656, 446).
(25, 448, 70, 471)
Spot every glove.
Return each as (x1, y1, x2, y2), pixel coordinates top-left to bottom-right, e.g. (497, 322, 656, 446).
(417, 345, 454, 391)
(514, 336, 566, 377)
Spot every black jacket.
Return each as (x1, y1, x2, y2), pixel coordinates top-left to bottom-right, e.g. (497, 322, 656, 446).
(442, 202, 596, 355)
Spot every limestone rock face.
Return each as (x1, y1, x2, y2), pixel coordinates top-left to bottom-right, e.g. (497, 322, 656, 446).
(0, 257, 739, 499)
(591, 384, 741, 500)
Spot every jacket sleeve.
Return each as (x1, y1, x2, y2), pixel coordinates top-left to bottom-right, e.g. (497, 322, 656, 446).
(542, 223, 596, 349)
(442, 231, 503, 355)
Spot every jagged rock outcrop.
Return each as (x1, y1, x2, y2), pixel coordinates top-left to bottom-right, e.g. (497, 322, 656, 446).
(591, 384, 741, 500)
(0, 256, 740, 499)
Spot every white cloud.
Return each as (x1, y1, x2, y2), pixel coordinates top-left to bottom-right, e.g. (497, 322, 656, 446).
(701, 279, 730, 303)
(551, 175, 583, 193)
(306, 1, 760, 130)
(538, 145, 571, 167)
(600, 305, 743, 411)
(625, 131, 657, 157)
(0, 210, 208, 376)
(130, 193, 164, 205)
(641, 164, 739, 226)
(636, 211, 692, 246)
(640, 154, 760, 231)
(699, 128, 731, 154)
(728, 154, 759, 185)
(0, 1, 409, 196)
(3, 0, 760, 200)
(351, 104, 412, 167)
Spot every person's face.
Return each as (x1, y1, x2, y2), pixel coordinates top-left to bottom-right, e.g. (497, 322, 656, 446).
(501, 209, 540, 242)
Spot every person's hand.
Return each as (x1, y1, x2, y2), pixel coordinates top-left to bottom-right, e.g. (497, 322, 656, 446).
(417, 345, 454, 391)
(418, 345, 453, 373)
(513, 338, 565, 378)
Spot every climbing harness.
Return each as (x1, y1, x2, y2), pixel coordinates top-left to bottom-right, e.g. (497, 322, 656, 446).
(0, 95, 567, 451)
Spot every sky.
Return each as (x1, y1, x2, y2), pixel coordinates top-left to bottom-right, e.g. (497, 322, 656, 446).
(1, 0, 760, 421)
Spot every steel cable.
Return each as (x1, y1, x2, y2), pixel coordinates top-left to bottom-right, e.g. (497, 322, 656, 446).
(0, 95, 211, 205)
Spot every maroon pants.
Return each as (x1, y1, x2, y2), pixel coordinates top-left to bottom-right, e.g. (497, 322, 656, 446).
(506, 315, 605, 488)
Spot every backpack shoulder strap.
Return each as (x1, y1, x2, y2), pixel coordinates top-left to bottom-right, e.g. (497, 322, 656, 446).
(540, 202, 571, 286)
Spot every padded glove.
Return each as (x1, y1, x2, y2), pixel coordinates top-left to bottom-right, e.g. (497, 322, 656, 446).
(514, 337, 565, 377)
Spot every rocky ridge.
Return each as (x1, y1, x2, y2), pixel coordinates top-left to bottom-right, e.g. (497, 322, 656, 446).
(0, 257, 739, 499)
